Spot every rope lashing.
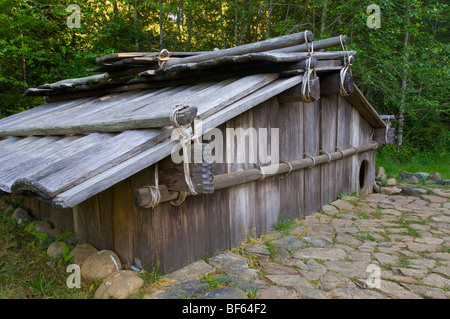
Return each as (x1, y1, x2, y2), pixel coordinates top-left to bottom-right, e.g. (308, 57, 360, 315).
(304, 153, 316, 168)
(254, 163, 266, 181)
(158, 49, 171, 67)
(170, 191, 187, 207)
(279, 160, 293, 179)
(301, 31, 316, 103)
(349, 144, 358, 153)
(144, 162, 161, 209)
(384, 115, 391, 144)
(335, 146, 345, 158)
(339, 35, 353, 96)
(169, 103, 198, 206)
(320, 149, 332, 162)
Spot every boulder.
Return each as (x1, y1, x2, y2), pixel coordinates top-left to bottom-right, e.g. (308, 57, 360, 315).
(386, 178, 397, 186)
(33, 220, 53, 234)
(380, 187, 402, 195)
(94, 270, 144, 299)
(11, 207, 30, 224)
(47, 242, 65, 260)
(400, 172, 429, 181)
(70, 244, 98, 267)
(401, 187, 427, 196)
(375, 167, 386, 181)
(81, 250, 122, 282)
(430, 172, 443, 181)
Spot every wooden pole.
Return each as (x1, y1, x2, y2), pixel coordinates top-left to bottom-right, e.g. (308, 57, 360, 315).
(135, 142, 378, 207)
(160, 31, 314, 69)
(0, 105, 198, 137)
(267, 35, 348, 54)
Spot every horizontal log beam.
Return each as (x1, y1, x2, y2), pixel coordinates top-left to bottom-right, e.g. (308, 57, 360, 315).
(0, 105, 198, 137)
(135, 142, 378, 208)
(267, 35, 348, 53)
(161, 31, 314, 69)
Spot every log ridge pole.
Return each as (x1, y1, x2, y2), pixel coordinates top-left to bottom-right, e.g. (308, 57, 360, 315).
(135, 142, 378, 208)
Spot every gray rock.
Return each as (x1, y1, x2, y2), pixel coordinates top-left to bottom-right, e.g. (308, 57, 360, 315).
(69, 244, 98, 266)
(293, 248, 347, 261)
(330, 287, 386, 299)
(155, 280, 205, 299)
(402, 284, 448, 299)
(165, 260, 215, 284)
(433, 266, 450, 278)
(244, 244, 270, 256)
(320, 271, 355, 292)
(380, 187, 402, 195)
(273, 235, 306, 252)
(47, 242, 65, 259)
(95, 270, 144, 299)
(373, 253, 400, 266)
(331, 199, 354, 211)
(430, 172, 443, 181)
(301, 236, 332, 248)
(406, 176, 420, 184)
(207, 252, 259, 281)
(400, 172, 429, 181)
(375, 167, 386, 181)
(387, 178, 397, 186)
(440, 179, 450, 185)
(33, 220, 53, 233)
(401, 187, 427, 196)
(357, 279, 421, 299)
(196, 287, 248, 299)
(256, 286, 298, 299)
(47, 228, 62, 240)
(11, 207, 30, 224)
(422, 274, 450, 289)
(261, 261, 298, 275)
(81, 250, 122, 282)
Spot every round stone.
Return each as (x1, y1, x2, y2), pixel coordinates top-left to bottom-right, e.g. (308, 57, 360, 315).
(70, 244, 98, 266)
(94, 270, 144, 299)
(81, 250, 122, 282)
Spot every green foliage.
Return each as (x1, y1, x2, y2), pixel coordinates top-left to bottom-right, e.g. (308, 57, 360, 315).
(0, 0, 447, 160)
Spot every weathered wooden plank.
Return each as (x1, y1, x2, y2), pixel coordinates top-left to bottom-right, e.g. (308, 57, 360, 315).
(278, 100, 304, 218)
(335, 95, 352, 196)
(226, 109, 256, 245)
(113, 179, 134, 268)
(303, 100, 321, 215)
(320, 94, 337, 206)
(252, 97, 280, 235)
(344, 85, 385, 128)
(349, 106, 361, 193)
(373, 127, 396, 145)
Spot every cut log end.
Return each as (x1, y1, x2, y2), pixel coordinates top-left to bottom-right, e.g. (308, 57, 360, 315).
(176, 105, 198, 126)
(302, 76, 320, 103)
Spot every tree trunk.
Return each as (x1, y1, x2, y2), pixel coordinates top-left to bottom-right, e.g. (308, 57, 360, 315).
(220, 0, 226, 49)
(134, 0, 140, 51)
(397, 3, 410, 150)
(267, 0, 274, 39)
(159, 0, 164, 49)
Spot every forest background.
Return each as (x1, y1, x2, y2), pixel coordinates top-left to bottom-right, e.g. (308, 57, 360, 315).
(0, 0, 448, 175)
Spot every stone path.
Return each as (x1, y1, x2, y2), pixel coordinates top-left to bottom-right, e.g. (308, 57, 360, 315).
(144, 190, 450, 299)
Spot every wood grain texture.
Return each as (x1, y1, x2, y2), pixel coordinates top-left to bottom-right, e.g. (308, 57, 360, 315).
(303, 100, 321, 215)
(278, 100, 304, 218)
(320, 94, 337, 206)
(335, 95, 352, 195)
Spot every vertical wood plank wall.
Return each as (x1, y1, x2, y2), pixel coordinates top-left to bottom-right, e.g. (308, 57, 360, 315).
(9, 93, 377, 274)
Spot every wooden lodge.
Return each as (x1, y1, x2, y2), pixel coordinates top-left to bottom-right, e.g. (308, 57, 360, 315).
(0, 31, 395, 274)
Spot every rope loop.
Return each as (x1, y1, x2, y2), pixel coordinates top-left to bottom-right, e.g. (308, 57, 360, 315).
(170, 191, 187, 207)
(339, 35, 353, 96)
(144, 162, 161, 209)
(158, 49, 171, 67)
(301, 32, 316, 103)
(279, 160, 293, 179)
(320, 149, 332, 162)
(169, 104, 198, 200)
(304, 153, 316, 168)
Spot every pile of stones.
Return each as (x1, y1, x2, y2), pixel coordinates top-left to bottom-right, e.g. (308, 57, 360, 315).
(5, 204, 144, 299)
